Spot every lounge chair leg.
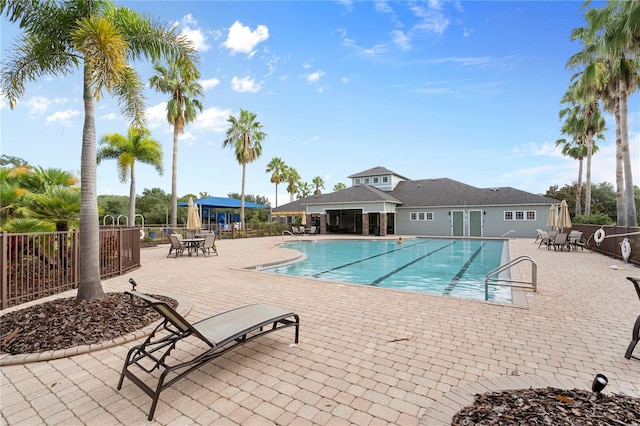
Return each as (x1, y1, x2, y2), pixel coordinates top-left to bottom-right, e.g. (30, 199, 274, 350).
(625, 314, 640, 360)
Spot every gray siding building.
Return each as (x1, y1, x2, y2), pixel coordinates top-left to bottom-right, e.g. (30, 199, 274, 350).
(272, 167, 558, 238)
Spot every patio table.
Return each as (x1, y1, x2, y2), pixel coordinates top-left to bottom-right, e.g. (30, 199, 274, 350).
(182, 238, 205, 256)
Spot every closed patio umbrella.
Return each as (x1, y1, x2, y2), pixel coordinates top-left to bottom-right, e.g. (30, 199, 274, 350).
(547, 204, 558, 230)
(557, 200, 572, 232)
(186, 197, 202, 230)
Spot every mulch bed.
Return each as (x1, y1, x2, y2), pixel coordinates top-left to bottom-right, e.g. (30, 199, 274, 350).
(452, 387, 640, 425)
(0, 293, 176, 355)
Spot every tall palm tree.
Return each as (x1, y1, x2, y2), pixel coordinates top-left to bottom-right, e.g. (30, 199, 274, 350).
(149, 60, 203, 230)
(312, 176, 325, 195)
(570, 1, 639, 225)
(1, 0, 198, 301)
(222, 109, 266, 230)
(557, 102, 602, 216)
(97, 127, 164, 225)
(284, 166, 301, 202)
(265, 157, 287, 207)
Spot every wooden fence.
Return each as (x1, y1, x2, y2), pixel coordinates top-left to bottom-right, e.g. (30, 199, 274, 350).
(0, 228, 141, 309)
(571, 224, 639, 266)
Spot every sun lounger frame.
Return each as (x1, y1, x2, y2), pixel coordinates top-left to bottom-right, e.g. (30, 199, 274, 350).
(625, 277, 640, 361)
(117, 280, 300, 420)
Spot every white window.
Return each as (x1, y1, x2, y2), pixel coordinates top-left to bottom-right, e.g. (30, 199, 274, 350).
(382, 176, 389, 183)
(504, 211, 536, 220)
(364, 177, 370, 184)
(373, 177, 379, 184)
(411, 212, 434, 221)
(355, 178, 361, 185)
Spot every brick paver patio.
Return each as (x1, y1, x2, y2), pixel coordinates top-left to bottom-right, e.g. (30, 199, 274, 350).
(1, 235, 639, 425)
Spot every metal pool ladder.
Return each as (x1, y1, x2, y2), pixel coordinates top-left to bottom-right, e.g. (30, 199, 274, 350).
(484, 255, 537, 301)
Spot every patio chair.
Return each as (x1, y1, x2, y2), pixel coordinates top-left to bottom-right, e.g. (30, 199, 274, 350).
(568, 230, 585, 250)
(537, 231, 552, 250)
(625, 277, 640, 361)
(552, 232, 570, 251)
(200, 233, 218, 257)
(117, 279, 300, 421)
(167, 234, 185, 258)
(535, 229, 544, 244)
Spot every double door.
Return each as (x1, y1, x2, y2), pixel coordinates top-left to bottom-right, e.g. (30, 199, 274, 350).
(451, 210, 483, 237)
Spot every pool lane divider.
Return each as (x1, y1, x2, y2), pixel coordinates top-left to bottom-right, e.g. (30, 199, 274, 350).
(369, 241, 457, 286)
(443, 242, 486, 295)
(309, 239, 430, 279)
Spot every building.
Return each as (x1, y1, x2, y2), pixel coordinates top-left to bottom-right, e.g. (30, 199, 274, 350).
(272, 166, 558, 238)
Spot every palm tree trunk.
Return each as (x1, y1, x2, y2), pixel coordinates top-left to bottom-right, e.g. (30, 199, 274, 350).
(576, 156, 583, 216)
(76, 66, 105, 302)
(584, 131, 593, 216)
(275, 182, 278, 208)
(619, 83, 637, 226)
(240, 164, 246, 231)
(170, 125, 179, 230)
(129, 163, 136, 226)
(614, 97, 626, 226)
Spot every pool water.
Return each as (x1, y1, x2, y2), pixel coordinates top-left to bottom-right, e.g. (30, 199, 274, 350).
(264, 238, 511, 302)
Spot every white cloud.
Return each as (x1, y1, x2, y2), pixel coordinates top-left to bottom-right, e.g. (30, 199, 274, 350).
(302, 62, 312, 70)
(200, 78, 221, 90)
(177, 14, 211, 52)
(391, 30, 411, 50)
(100, 112, 118, 120)
(45, 109, 80, 125)
(179, 131, 197, 146)
(146, 102, 169, 130)
(192, 107, 232, 133)
(26, 96, 50, 115)
(306, 70, 325, 84)
(409, 3, 450, 35)
(223, 21, 269, 56)
(231, 76, 262, 93)
(341, 77, 350, 84)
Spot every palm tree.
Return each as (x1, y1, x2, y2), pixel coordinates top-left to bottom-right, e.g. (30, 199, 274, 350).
(557, 103, 602, 216)
(266, 157, 287, 207)
(284, 166, 301, 202)
(97, 127, 164, 225)
(18, 186, 81, 232)
(149, 60, 203, 231)
(570, 1, 639, 225)
(333, 182, 347, 192)
(312, 176, 325, 195)
(1, 0, 198, 301)
(222, 109, 266, 230)
(297, 182, 312, 199)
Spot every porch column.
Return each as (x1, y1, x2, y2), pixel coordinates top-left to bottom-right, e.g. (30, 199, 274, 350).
(320, 214, 327, 234)
(379, 213, 387, 236)
(362, 213, 369, 236)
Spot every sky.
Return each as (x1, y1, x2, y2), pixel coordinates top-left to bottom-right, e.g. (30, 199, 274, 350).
(1, 0, 638, 209)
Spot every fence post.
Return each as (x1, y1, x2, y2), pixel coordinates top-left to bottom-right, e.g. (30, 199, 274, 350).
(1, 232, 7, 309)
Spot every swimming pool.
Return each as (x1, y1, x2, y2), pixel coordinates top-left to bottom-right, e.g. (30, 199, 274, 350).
(263, 238, 512, 302)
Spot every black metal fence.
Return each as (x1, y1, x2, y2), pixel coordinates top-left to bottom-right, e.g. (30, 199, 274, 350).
(0, 228, 141, 309)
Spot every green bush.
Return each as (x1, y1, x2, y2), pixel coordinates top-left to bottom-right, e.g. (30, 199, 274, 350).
(572, 213, 614, 225)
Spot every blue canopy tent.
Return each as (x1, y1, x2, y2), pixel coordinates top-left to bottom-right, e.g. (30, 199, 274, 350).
(177, 196, 267, 229)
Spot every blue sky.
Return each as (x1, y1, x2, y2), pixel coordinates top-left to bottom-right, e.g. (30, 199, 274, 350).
(1, 1, 638, 208)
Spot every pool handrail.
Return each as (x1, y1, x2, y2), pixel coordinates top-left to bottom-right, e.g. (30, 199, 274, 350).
(484, 255, 537, 301)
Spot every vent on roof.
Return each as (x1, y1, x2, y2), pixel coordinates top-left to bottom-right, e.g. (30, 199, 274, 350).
(490, 188, 499, 191)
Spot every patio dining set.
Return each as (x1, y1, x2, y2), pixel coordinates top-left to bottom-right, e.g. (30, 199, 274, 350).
(536, 229, 586, 251)
(167, 231, 218, 258)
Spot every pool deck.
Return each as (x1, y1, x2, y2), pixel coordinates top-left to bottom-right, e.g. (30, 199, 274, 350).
(1, 235, 639, 425)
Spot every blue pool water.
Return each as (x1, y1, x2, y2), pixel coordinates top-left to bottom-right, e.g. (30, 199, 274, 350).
(263, 238, 511, 302)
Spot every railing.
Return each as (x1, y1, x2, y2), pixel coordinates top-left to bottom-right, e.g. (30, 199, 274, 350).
(1, 228, 141, 309)
(485, 255, 537, 301)
(501, 230, 516, 239)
